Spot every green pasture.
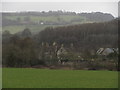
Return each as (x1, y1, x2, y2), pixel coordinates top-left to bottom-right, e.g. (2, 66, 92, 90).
(2, 24, 64, 34)
(2, 15, 91, 34)
(5, 15, 86, 22)
(2, 68, 118, 88)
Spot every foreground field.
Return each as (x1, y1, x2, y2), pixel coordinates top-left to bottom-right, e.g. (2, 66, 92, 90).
(2, 68, 118, 88)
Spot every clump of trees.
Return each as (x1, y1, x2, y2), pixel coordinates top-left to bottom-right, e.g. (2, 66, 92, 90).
(2, 35, 41, 67)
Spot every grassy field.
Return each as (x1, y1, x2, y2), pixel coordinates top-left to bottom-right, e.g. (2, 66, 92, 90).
(2, 24, 65, 34)
(3, 15, 90, 34)
(2, 68, 118, 88)
(0, 68, 1, 89)
(5, 15, 86, 22)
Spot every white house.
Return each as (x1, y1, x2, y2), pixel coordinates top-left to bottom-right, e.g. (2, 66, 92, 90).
(96, 48, 117, 56)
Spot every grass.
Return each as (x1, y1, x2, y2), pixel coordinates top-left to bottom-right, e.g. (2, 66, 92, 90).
(3, 15, 91, 34)
(5, 15, 86, 22)
(0, 68, 1, 89)
(3, 25, 26, 34)
(2, 68, 118, 88)
(2, 24, 64, 34)
(3, 25, 47, 34)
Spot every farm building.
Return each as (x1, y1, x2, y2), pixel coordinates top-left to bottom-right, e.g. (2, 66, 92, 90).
(96, 48, 118, 56)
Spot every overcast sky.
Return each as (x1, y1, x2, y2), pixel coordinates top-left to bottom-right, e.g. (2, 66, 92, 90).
(2, 2, 118, 17)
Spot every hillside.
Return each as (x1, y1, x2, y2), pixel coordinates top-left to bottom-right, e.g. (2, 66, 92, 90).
(2, 11, 114, 34)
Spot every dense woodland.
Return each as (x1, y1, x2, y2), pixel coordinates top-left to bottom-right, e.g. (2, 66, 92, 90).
(36, 19, 118, 50)
(2, 17, 119, 70)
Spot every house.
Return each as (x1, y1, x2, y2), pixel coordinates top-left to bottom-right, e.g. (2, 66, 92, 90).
(96, 48, 118, 56)
(57, 45, 67, 59)
(57, 45, 69, 64)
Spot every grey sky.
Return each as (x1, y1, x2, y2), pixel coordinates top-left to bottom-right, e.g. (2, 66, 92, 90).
(2, 2, 118, 17)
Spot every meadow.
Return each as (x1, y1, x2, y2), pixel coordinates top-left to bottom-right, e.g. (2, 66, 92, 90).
(3, 24, 63, 34)
(2, 68, 118, 88)
(3, 15, 88, 34)
(5, 15, 86, 22)
(0, 68, 1, 89)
